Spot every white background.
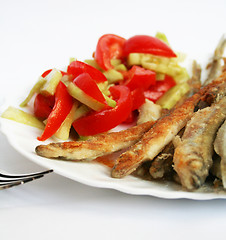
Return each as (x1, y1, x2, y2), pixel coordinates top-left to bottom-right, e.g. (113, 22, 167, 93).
(1, 0, 226, 239)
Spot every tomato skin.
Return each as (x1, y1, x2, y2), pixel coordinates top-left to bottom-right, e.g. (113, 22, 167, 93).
(37, 81, 73, 141)
(130, 88, 145, 110)
(67, 60, 107, 83)
(144, 75, 176, 102)
(123, 35, 177, 58)
(34, 94, 55, 120)
(94, 34, 126, 71)
(144, 90, 164, 102)
(124, 66, 156, 91)
(41, 69, 67, 78)
(73, 85, 132, 136)
(73, 73, 106, 104)
(149, 75, 176, 92)
(123, 110, 138, 124)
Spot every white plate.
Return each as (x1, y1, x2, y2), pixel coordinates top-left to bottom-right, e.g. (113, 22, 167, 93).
(1, 50, 225, 200)
(1, 113, 226, 200)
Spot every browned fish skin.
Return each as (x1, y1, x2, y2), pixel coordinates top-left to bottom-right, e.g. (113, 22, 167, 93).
(35, 120, 155, 160)
(111, 93, 202, 178)
(111, 74, 226, 178)
(173, 97, 226, 190)
(204, 35, 226, 86)
(149, 141, 174, 179)
(214, 120, 226, 188)
(148, 61, 202, 180)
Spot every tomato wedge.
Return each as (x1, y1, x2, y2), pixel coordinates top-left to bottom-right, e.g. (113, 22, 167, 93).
(67, 60, 107, 83)
(94, 34, 126, 71)
(123, 35, 177, 58)
(144, 75, 176, 102)
(41, 69, 67, 78)
(130, 88, 145, 110)
(34, 93, 55, 120)
(73, 85, 132, 136)
(124, 65, 156, 91)
(73, 72, 107, 105)
(37, 81, 73, 141)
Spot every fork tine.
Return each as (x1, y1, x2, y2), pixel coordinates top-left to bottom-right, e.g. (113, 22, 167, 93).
(0, 169, 53, 179)
(0, 174, 45, 190)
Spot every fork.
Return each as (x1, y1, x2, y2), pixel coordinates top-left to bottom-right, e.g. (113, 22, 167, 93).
(0, 169, 53, 189)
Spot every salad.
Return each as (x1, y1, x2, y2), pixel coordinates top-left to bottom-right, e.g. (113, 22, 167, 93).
(1, 33, 190, 141)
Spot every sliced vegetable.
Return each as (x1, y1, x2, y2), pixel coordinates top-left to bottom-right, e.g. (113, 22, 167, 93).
(67, 60, 107, 83)
(55, 102, 79, 140)
(155, 32, 170, 45)
(156, 82, 190, 109)
(103, 94, 117, 108)
(144, 75, 176, 102)
(41, 69, 52, 78)
(1, 106, 44, 129)
(123, 35, 176, 58)
(68, 82, 106, 111)
(123, 111, 137, 124)
(37, 81, 73, 141)
(41, 69, 67, 78)
(110, 59, 122, 67)
(127, 53, 142, 66)
(141, 57, 186, 80)
(20, 78, 47, 107)
(84, 59, 103, 71)
(73, 85, 132, 136)
(103, 69, 124, 83)
(73, 73, 106, 104)
(67, 73, 108, 111)
(149, 75, 176, 92)
(124, 65, 156, 91)
(144, 90, 164, 102)
(130, 88, 145, 110)
(94, 34, 126, 70)
(11, 33, 191, 141)
(73, 105, 90, 121)
(114, 64, 127, 71)
(34, 93, 55, 120)
(41, 69, 63, 96)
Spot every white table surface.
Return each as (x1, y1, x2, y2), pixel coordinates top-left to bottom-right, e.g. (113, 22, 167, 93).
(1, 0, 226, 239)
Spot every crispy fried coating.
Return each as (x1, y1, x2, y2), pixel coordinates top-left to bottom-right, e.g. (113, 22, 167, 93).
(173, 97, 226, 190)
(214, 120, 226, 188)
(111, 74, 226, 178)
(36, 120, 155, 161)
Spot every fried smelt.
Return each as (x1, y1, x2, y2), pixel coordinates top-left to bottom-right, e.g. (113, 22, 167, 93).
(111, 75, 226, 178)
(149, 128, 185, 179)
(172, 61, 202, 109)
(148, 62, 202, 180)
(214, 120, 226, 188)
(148, 141, 174, 179)
(173, 97, 226, 190)
(204, 34, 226, 86)
(35, 120, 155, 161)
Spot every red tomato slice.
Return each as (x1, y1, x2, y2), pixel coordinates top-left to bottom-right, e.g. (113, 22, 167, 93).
(130, 88, 145, 110)
(67, 60, 107, 83)
(123, 111, 138, 124)
(94, 34, 126, 70)
(144, 75, 176, 102)
(149, 75, 176, 92)
(144, 90, 164, 102)
(73, 85, 132, 136)
(123, 35, 177, 58)
(37, 81, 73, 141)
(124, 66, 156, 91)
(73, 73, 106, 104)
(41, 69, 67, 78)
(34, 94, 55, 120)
